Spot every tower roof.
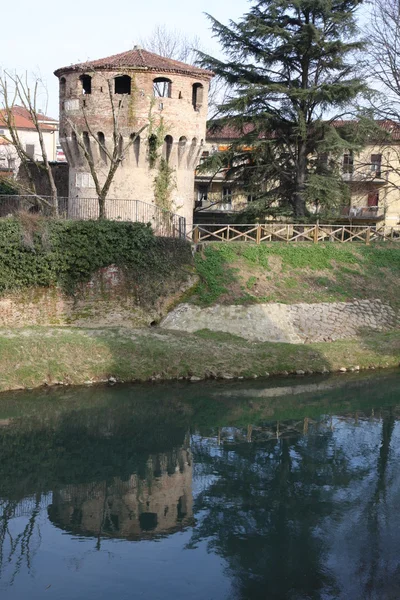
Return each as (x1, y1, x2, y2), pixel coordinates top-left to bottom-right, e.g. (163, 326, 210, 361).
(54, 47, 214, 79)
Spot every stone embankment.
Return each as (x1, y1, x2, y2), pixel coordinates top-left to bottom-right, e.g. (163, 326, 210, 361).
(160, 300, 399, 343)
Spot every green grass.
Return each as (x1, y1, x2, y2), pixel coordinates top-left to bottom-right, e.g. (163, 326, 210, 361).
(0, 327, 399, 392)
(190, 242, 400, 308)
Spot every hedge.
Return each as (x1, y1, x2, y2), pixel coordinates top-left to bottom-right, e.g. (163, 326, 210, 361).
(0, 216, 193, 295)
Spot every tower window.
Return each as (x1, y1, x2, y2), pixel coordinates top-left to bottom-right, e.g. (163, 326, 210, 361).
(153, 78, 172, 98)
(80, 74, 92, 95)
(114, 75, 131, 95)
(192, 83, 204, 110)
(60, 77, 66, 96)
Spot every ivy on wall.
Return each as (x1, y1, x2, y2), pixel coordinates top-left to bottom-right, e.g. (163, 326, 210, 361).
(0, 216, 192, 296)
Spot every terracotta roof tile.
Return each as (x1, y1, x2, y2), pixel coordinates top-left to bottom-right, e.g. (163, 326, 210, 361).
(206, 120, 400, 141)
(0, 106, 57, 131)
(54, 47, 213, 79)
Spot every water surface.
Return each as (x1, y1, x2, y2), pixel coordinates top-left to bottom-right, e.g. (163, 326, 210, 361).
(1, 372, 400, 600)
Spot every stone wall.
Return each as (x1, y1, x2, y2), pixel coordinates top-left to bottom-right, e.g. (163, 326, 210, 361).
(160, 300, 399, 343)
(0, 265, 197, 328)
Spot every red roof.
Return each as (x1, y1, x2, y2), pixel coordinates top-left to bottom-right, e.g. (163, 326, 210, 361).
(54, 47, 213, 79)
(207, 119, 400, 141)
(0, 106, 57, 131)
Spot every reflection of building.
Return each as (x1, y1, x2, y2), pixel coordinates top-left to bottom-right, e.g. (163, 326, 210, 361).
(48, 448, 193, 540)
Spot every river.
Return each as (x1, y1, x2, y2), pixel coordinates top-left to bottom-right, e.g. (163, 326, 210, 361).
(0, 371, 400, 599)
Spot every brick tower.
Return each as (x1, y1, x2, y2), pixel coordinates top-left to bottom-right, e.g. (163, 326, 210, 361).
(54, 47, 213, 230)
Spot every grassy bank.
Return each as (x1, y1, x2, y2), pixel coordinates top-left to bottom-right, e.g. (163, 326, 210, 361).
(191, 242, 400, 307)
(0, 327, 399, 392)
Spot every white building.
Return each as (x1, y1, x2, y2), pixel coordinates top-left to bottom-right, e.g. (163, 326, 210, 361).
(0, 106, 60, 176)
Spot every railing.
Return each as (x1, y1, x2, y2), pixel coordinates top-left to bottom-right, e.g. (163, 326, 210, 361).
(340, 206, 385, 220)
(0, 195, 186, 238)
(190, 223, 400, 244)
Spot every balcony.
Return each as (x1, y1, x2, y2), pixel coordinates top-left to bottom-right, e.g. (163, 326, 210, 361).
(340, 206, 385, 221)
(341, 168, 387, 185)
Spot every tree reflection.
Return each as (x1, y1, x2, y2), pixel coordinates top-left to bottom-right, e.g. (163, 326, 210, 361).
(189, 414, 396, 600)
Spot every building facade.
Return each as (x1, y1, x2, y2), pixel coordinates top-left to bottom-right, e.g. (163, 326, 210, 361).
(194, 122, 400, 228)
(54, 47, 213, 230)
(0, 106, 59, 176)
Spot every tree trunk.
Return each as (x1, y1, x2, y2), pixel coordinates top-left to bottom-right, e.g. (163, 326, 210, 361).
(98, 196, 106, 219)
(294, 140, 307, 217)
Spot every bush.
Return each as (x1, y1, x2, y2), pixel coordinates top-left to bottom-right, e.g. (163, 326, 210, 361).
(0, 216, 193, 295)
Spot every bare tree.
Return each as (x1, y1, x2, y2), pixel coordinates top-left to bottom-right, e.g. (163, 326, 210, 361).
(64, 72, 148, 219)
(362, 0, 400, 217)
(368, 0, 400, 121)
(140, 24, 201, 66)
(139, 25, 228, 119)
(0, 71, 59, 215)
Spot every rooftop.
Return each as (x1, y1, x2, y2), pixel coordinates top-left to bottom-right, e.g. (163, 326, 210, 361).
(54, 47, 214, 80)
(0, 106, 58, 131)
(206, 119, 400, 141)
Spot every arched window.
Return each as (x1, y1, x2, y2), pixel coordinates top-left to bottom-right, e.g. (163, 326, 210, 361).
(192, 83, 204, 110)
(60, 77, 66, 96)
(163, 135, 173, 163)
(97, 132, 107, 163)
(153, 77, 172, 98)
(80, 74, 92, 95)
(114, 75, 131, 95)
(178, 136, 187, 166)
(131, 133, 140, 166)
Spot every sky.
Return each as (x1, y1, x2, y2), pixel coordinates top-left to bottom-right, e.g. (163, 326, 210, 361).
(1, 0, 250, 119)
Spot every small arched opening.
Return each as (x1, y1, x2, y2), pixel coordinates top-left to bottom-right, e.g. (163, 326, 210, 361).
(187, 137, 198, 167)
(153, 77, 172, 98)
(131, 133, 140, 166)
(80, 74, 92, 95)
(83, 131, 91, 155)
(60, 77, 66, 97)
(148, 134, 158, 168)
(192, 83, 204, 110)
(97, 132, 107, 163)
(178, 136, 187, 166)
(114, 75, 131, 95)
(71, 131, 80, 164)
(163, 135, 173, 163)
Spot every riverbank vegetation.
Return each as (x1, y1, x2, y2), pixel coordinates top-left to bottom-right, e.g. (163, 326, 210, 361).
(0, 326, 399, 392)
(0, 216, 193, 297)
(192, 242, 400, 307)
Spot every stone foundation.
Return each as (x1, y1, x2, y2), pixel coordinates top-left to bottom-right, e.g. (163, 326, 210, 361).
(160, 300, 399, 343)
(0, 266, 197, 328)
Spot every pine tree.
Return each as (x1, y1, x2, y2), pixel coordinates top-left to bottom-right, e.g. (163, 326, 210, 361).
(198, 0, 369, 217)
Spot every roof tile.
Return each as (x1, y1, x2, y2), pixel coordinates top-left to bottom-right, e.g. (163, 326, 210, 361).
(54, 47, 213, 79)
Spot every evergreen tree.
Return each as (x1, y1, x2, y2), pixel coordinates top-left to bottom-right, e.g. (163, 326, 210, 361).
(198, 0, 370, 217)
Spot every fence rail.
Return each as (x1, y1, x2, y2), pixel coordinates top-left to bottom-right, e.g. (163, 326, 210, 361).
(0, 195, 186, 239)
(190, 223, 400, 244)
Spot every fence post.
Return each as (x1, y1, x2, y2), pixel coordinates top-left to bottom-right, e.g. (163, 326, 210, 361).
(313, 224, 319, 244)
(193, 226, 199, 244)
(365, 227, 371, 246)
(256, 224, 261, 244)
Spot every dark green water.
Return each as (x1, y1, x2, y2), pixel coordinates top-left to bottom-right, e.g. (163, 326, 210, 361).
(1, 371, 400, 600)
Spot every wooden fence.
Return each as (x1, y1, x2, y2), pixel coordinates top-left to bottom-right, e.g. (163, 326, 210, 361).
(190, 223, 400, 244)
